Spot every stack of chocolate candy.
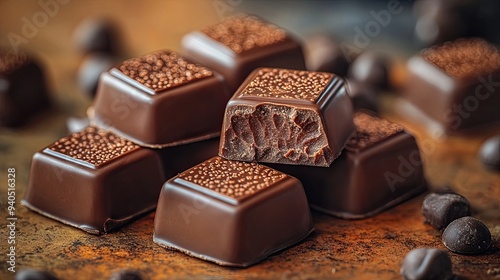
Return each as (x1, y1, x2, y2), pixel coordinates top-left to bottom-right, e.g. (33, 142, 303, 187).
(23, 14, 427, 268)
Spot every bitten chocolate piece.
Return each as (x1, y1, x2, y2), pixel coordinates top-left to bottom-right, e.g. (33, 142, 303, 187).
(0, 50, 50, 127)
(268, 111, 426, 219)
(219, 68, 354, 167)
(404, 38, 500, 133)
(22, 127, 165, 234)
(92, 50, 230, 147)
(182, 15, 306, 92)
(421, 193, 471, 230)
(153, 156, 313, 267)
(400, 248, 453, 280)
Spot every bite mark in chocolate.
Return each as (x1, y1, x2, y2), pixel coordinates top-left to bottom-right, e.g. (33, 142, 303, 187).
(220, 68, 354, 167)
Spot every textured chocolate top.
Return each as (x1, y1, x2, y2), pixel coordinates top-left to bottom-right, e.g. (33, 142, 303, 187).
(238, 68, 333, 103)
(47, 126, 140, 167)
(178, 156, 287, 200)
(201, 15, 287, 54)
(347, 112, 404, 150)
(0, 50, 29, 75)
(117, 50, 213, 93)
(422, 38, 500, 80)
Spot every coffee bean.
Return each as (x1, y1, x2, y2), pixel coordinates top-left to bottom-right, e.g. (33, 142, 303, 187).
(15, 269, 58, 280)
(479, 135, 500, 171)
(442, 216, 492, 254)
(304, 35, 349, 77)
(348, 51, 391, 89)
(422, 193, 471, 230)
(73, 18, 122, 55)
(108, 270, 142, 280)
(400, 248, 452, 280)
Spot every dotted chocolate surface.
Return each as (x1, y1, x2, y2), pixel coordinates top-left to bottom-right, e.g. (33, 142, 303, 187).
(238, 68, 333, 103)
(422, 38, 500, 80)
(47, 126, 140, 167)
(0, 50, 30, 75)
(117, 50, 212, 93)
(348, 112, 404, 150)
(201, 15, 287, 54)
(178, 156, 287, 200)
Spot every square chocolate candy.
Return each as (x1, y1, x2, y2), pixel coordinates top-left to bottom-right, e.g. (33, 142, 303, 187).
(0, 50, 50, 127)
(92, 50, 231, 147)
(219, 68, 355, 167)
(403, 38, 500, 133)
(182, 15, 306, 92)
(269, 111, 426, 219)
(153, 156, 313, 267)
(22, 127, 166, 234)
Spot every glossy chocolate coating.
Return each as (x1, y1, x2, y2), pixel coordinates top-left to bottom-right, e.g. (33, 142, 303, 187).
(0, 50, 50, 127)
(153, 156, 313, 267)
(403, 38, 500, 133)
(442, 216, 492, 254)
(156, 137, 219, 179)
(22, 127, 165, 234)
(73, 18, 121, 55)
(422, 193, 471, 230)
(268, 111, 426, 219)
(305, 35, 349, 77)
(92, 50, 231, 148)
(400, 248, 452, 280)
(219, 68, 354, 167)
(479, 135, 500, 171)
(182, 15, 306, 92)
(77, 53, 116, 98)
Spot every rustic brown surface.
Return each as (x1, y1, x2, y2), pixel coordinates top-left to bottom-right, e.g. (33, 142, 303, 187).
(1, 1, 500, 279)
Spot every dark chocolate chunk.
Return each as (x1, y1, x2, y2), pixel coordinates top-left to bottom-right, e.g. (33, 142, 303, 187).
(268, 111, 426, 219)
(92, 50, 231, 148)
(182, 14, 306, 92)
(22, 127, 166, 234)
(400, 248, 452, 280)
(346, 79, 379, 112)
(305, 35, 349, 77)
(73, 18, 121, 55)
(15, 269, 58, 280)
(153, 156, 314, 267)
(442, 216, 492, 254)
(77, 53, 115, 98)
(219, 68, 354, 167)
(479, 135, 500, 171)
(348, 51, 391, 89)
(108, 270, 142, 280)
(0, 50, 50, 127)
(403, 38, 500, 133)
(422, 193, 471, 230)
